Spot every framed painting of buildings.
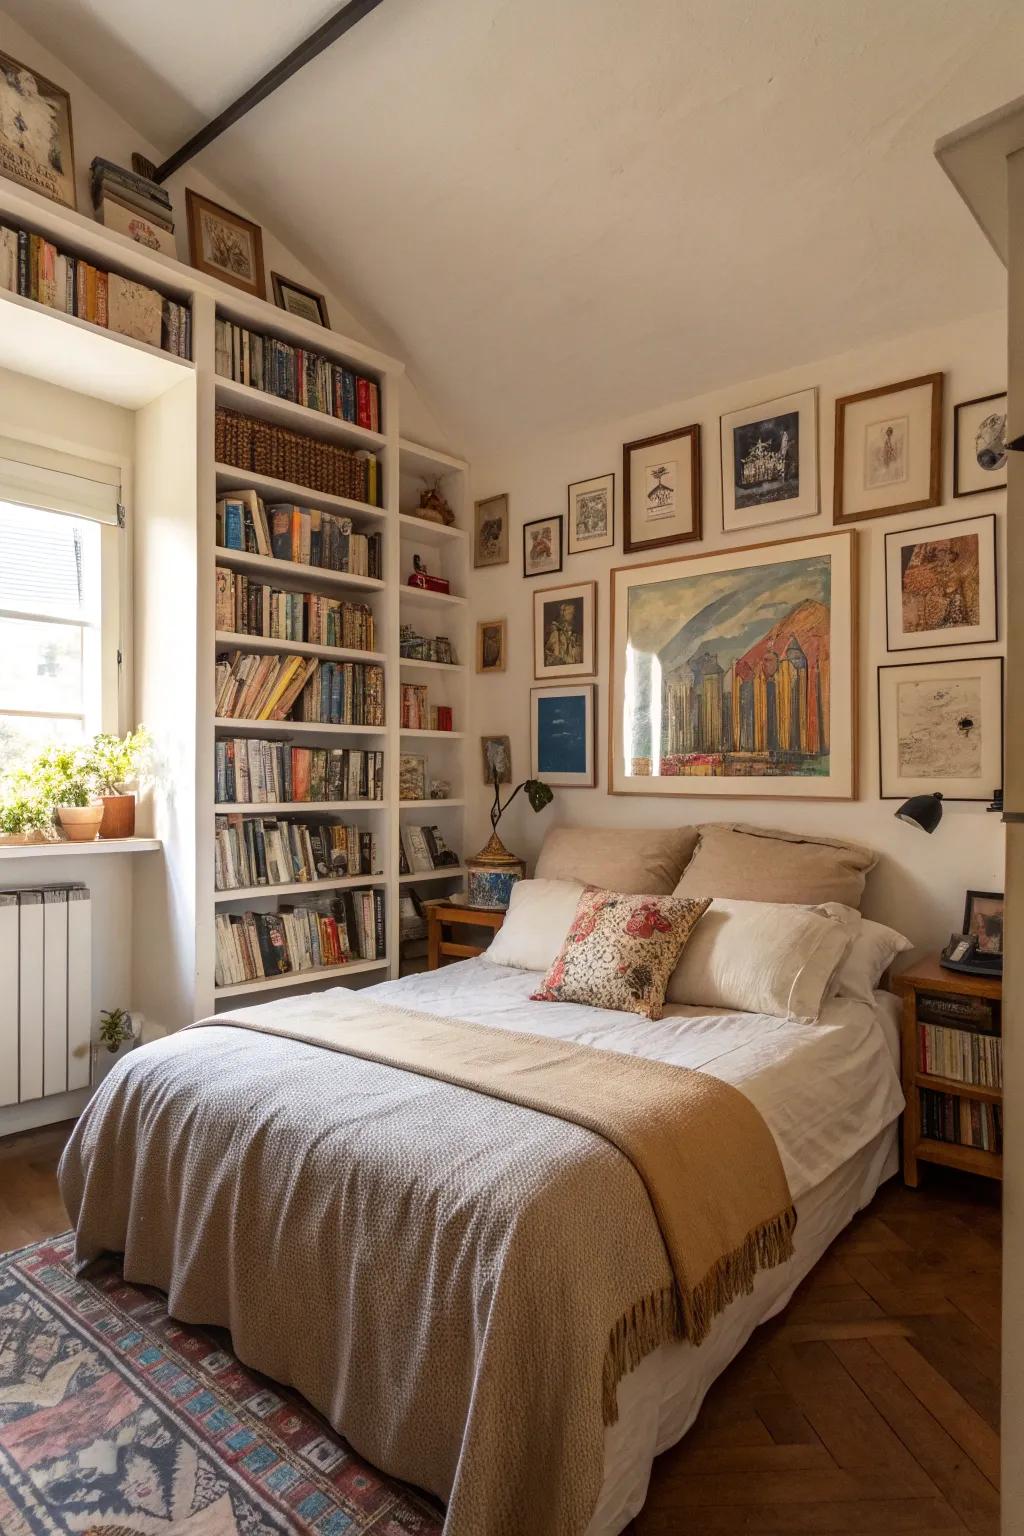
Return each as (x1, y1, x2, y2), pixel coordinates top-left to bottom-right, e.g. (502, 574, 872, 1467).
(884, 513, 997, 651)
(720, 387, 819, 532)
(609, 529, 857, 798)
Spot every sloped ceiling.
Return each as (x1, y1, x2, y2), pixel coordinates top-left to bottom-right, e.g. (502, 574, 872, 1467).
(8, 0, 1020, 452)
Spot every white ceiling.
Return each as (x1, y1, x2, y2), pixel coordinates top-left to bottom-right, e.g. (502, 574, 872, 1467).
(10, 0, 1021, 451)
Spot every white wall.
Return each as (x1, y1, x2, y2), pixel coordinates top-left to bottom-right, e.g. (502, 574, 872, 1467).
(468, 310, 1007, 950)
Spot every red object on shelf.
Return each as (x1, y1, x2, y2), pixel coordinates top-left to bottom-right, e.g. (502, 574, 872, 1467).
(408, 571, 451, 594)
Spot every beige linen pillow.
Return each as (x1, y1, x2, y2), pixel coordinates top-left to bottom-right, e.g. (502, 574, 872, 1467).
(487, 878, 586, 972)
(674, 823, 877, 908)
(535, 824, 699, 894)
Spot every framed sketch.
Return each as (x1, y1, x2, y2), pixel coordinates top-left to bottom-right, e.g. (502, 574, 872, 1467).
(186, 190, 266, 299)
(533, 580, 596, 680)
(834, 373, 942, 523)
(720, 388, 818, 532)
(481, 734, 512, 784)
(954, 393, 1008, 497)
(623, 424, 702, 553)
(0, 50, 76, 208)
(473, 493, 509, 568)
(963, 890, 1004, 956)
(531, 685, 596, 788)
(567, 472, 614, 554)
(476, 618, 507, 673)
(884, 513, 997, 651)
(610, 529, 857, 799)
(878, 656, 1003, 801)
(523, 515, 563, 578)
(271, 271, 330, 327)
(399, 755, 427, 802)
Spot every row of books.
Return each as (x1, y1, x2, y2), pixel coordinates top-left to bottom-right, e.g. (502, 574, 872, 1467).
(400, 685, 454, 732)
(918, 1022, 1002, 1089)
(215, 651, 385, 727)
(398, 824, 460, 875)
(919, 1089, 1003, 1154)
(216, 490, 382, 577)
(215, 571, 375, 651)
(215, 815, 380, 892)
(215, 319, 381, 431)
(214, 890, 385, 987)
(215, 408, 381, 507)
(215, 739, 385, 805)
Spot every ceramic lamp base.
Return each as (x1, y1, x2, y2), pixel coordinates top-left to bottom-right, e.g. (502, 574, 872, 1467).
(466, 830, 526, 911)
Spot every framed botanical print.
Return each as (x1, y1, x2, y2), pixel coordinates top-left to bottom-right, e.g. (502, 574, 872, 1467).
(533, 580, 596, 680)
(720, 388, 818, 532)
(476, 618, 507, 673)
(834, 373, 942, 523)
(884, 513, 997, 652)
(271, 272, 330, 327)
(567, 472, 614, 554)
(531, 685, 596, 787)
(954, 393, 1008, 497)
(623, 424, 702, 553)
(473, 494, 509, 568)
(0, 51, 76, 208)
(186, 190, 266, 299)
(610, 529, 857, 799)
(878, 656, 1003, 801)
(523, 515, 563, 577)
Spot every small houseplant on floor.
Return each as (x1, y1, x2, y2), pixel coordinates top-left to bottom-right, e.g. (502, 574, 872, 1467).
(87, 728, 151, 838)
(466, 771, 554, 910)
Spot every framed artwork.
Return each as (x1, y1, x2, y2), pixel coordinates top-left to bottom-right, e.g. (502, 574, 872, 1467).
(834, 372, 942, 523)
(531, 685, 596, 788)
(878, 655, 1003, 801)
(963, 890, 1004, 956)
(719, 387, 818, 532)
(532, 580, 596, 681)
(884, 513, 997, 652)
(0, 51, 76, 209)
(567, 472, 614, 554)
(476, 618, 507, 673)
(399, 755, 427, 802)
(609, 529, 857, 799)
(623, 424, 702, 553)
(186, 190, 266, 299)
(473, 493, 509, 568)
(954, 393, 1008, 497)
(271, 271, 330, 327)
(481, 734, 512, 784)
(523, 514, 563, 578)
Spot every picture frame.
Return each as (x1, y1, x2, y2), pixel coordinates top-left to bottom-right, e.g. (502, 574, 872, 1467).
(522, 514, 563, 578)
(567, 472, 615, 554)
(623, 423, 702, 553)
(481, 734, 512, 784)
(0, 50, 76, 209)
(476, 618, 507, 673)
(609, 529, 858, 799)
(963, 890, 1005, 957)
(954, 393, 1008, 498)
(531, 685, 596, 788)
(719, 387, 819, 532)
(834, 372, 943, 524)
(877, 655, 1003, 801)
(271, 271, 330, 328)
(884, 512, 997, 652)
(533, 580, 596, 681)
(399, 755, 427, 802)
(473, 493, 509, 568)
(186, 189, 266, 299)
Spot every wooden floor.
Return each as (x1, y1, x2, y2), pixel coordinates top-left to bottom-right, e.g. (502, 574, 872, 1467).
(1, 1126, 1001, 1535)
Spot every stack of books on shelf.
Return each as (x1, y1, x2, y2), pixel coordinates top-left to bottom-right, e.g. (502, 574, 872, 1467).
(216, 739, 384, 804)
(400, 685, 453, 732)
(916, 990, 1002, 1154)
(216, 570, 375, 650)
(216, 651, 385, 727)
(919, 1089, 1002, 1153)
(215, 407, 381, 506)
(214, 318, 381, 430)
(398, 824, 460, 875)
(215, 815, 379, 891)
(214, 889, 385, 986)
(216, 490, 382, 577)
(91, 157, 176, 257)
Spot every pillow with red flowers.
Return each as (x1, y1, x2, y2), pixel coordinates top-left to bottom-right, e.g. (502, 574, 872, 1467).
(530, 887, 712, 1020)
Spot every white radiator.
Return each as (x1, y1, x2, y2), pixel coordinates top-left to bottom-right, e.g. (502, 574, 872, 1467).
(0, 884, 92, 1106)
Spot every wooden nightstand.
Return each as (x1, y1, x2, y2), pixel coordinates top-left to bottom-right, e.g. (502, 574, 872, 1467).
(892, 954, 1003, 1187)
(427, 902, 505, 970)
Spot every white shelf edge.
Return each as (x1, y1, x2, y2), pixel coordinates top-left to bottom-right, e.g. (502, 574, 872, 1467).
(215, 957, 388, 997)
(400, 729, 464, 740)
(398, 437, 468, 474)
(215, 464, 386, 525)
(215, 874, 386, 903)
(400, 585, 467, 608)
(214, 718, 385, 738)
(215, 632, 385, 664)
(216, 801, 389, 813)
(0, 837, 161, 860)
(215, 548, 384, 593)
(215, 376, 385, 449)
(398, 512, 468, 544)
(399, 799, 465, 809)
(399, 657, 466, 674)
(399, 866, 467, 884)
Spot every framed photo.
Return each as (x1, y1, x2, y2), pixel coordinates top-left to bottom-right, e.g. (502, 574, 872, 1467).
(523, 515, 563, 578)
(0, 51, 76, 209)
(878, 655, 1003, 801)
(567, 472, 614, 554)
(720, 387, 818, 532)
(963, 890, 1004, 956)
(531, 685, 596, 788)
(473, 493, 509, 568)
(481, 734, 512, 784)
(476, 618, 507, 673)
(884, 513, 997, 652)
(623, 424, 702, 553)
(271, 271, 330, 327)
(610, 529, 857, 799)
(954, 393, 1008, 497)
(399, 755, 427, 802)
(834, 373, 942, 523)
(186, 190, 266, 299)
(533, 580, 596, 681)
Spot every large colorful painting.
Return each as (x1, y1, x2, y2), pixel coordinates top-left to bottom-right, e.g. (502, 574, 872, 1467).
(610, 530, 856, 798)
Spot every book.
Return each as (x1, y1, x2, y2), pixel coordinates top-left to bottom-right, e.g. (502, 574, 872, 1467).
(215, 650, 384, 726)
(214, 890, 384, 985)
(107, 273, 163, 347)
(96, 195, 177, 256)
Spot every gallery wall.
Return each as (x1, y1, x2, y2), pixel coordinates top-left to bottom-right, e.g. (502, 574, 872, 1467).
(466, 309, 1008, 949)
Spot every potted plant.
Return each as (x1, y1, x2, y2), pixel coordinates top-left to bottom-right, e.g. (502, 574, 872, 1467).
(466, 771, 554, 910)
(0, 782, 54, 845)
(28, 744, 104, 842)
(98, 1006, 135, 1053)
(86, 728, 150, 838)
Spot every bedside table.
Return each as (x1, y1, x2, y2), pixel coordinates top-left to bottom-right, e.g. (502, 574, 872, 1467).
(426, 902, 505, 970)
(892, 954, 1003, 1187)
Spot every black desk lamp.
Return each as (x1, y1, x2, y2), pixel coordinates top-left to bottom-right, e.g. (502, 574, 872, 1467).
(895, 791, 943, 833)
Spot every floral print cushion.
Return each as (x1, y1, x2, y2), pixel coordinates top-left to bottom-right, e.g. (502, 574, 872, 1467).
(531, 887, 712, 1020)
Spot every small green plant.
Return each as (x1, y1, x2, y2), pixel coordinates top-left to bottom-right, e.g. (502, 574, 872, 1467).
(98, 1007, 134, 1053)
(488, 771, 554, 834)
(0, 784, 52, 837)
(87, 728, 151, 796)
(25, 744, 96, 808)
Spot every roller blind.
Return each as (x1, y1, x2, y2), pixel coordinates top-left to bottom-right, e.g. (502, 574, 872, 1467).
(0, 437, 121, 525)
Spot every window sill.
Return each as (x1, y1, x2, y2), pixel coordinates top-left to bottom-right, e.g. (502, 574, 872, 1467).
(0, 838, 161, 861)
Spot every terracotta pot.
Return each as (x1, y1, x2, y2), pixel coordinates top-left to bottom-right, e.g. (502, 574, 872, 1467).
(99, 792, 136, 839)
(57, 803, 104, 842)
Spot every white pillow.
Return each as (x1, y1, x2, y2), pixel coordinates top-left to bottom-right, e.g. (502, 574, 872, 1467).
(816, 903, 913, 1005)
(487, 878, 585, 973)
(665, 898, 853, 1022)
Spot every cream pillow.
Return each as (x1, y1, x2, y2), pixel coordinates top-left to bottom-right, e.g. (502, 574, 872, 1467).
(666, 898, 853, 1022)
(487, 878, 585, 973)
(815, 903, 913, 1005)
(674, 823, 877, 908)
(535, 824, 699, 894)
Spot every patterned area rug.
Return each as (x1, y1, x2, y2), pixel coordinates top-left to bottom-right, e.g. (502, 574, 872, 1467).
(0, 1234, 444, 1535)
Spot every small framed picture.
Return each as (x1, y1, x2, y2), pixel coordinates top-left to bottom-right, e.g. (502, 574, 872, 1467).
(877, 655, 1003, 801)
(567, 472, 614, 554)
(186, 190, 266, 299)
(271, 271, 330, 327)
(533, 580, 596, 681)
(963, 890, 1004, 956)
(954, 393, 1008, 497)
(476, 618, 507, 673)
(481, 734, 512, 784)
(523, 515, 563, 578)
(531, 685, 596, 788)
(0, 50, 76, 208)
(473, 493, 509, 568)
(623, 424, 702, 553)
(884, 513, 997, 652)
(399, 755, 427, 802)
(834, 373, 942, 523)
(720, 388, 818, 532)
